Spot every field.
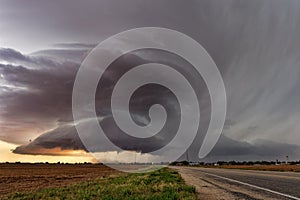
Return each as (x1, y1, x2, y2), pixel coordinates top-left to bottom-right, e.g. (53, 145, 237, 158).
(0, 163, 197, 200)
(0, 163, 117, 198)
(212, 164, 300, 172)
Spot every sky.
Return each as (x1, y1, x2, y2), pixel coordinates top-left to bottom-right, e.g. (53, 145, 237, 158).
(1, 0, 300, 163)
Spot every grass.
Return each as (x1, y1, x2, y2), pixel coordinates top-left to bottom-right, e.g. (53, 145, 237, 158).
(5, 168, 197, 200)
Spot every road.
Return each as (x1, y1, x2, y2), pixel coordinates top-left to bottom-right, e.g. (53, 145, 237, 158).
(172, 167, 300, 200)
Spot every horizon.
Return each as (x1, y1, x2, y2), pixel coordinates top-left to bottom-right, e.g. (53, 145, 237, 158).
(1, 0, 300, 165)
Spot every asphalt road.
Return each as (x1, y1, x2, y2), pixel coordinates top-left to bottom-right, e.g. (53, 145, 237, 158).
(173, 167, 300, 200)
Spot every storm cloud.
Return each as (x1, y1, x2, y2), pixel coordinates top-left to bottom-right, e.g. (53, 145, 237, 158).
(0, 47, 83, 144)
(13, 123, 300, 162)
(1, 0, 300, 161)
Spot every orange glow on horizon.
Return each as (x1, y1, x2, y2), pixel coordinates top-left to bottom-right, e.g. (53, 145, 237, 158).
(0, 140, 95, 163)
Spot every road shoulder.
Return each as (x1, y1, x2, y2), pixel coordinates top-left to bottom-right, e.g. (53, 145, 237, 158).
(171, 167, 237, 200)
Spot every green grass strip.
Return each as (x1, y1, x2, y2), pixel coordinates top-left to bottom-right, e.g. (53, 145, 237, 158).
(5, 168, 197, 200)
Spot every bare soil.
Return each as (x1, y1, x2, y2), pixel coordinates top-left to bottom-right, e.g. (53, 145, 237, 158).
(0, 163, 118, 197)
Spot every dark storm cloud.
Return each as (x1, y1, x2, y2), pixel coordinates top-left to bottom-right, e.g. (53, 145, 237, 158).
(13, 124, 86, 155)
(15, 123, 300, 162)
(1, 0, 300, 160)
(13, 120, 173, 155)
(203, 135, 300, 162)
(0, 48, 82, 144)
(2, 46, 204, 155)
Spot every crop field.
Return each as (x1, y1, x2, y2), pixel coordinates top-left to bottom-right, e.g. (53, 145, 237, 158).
(0, 163, 197, 200)
(0, 163, 117, 198)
